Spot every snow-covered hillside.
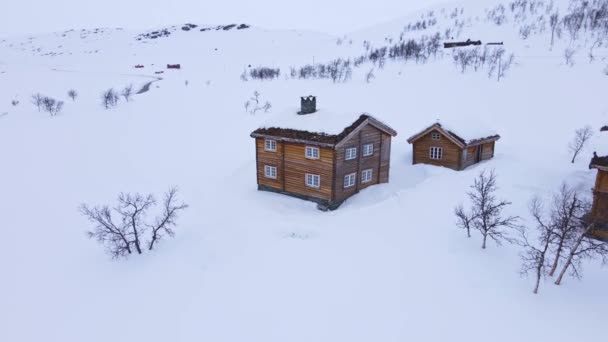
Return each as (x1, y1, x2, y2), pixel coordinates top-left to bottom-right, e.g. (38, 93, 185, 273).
(1, 1, 607, 341)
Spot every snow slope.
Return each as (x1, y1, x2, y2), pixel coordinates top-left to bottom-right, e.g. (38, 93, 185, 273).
(1, 1, 608, 341)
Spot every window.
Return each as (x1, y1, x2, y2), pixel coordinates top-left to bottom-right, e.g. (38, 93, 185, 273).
(430, 147, 443, 160)
(345, 147, 357, 160)
(264, 165, 277, 179)
(264, 139, 276, 152)
(344, 173, 356, 188)
(306, 174, 320, 188)
(431, 132, 441, 140)
(363, 143, 374, 157)
(305, 146, 320, 159)
(361, 169, 373, 183)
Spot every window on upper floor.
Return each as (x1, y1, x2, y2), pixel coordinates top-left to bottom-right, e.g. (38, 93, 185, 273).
(305, 146, 320, 159)
(345, 147, 357, 160)
(264, 139, 277, 152)
(431, 132, 441, 140)
(363, 143, 374, 157)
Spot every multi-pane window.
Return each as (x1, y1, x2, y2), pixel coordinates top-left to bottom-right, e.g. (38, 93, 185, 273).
(344, 173, 356, 188)
(305, 174, 320, 188)
(264, 139, 277, 152)
(361, 169, 373, 183)
(305, 146, 320, 159)
(430, 147, 443, 160)
(363, 143, 374, 157)
(345, 147, 357, 160)
(264, 165, 277, 179)
(431, 132, 441, 140)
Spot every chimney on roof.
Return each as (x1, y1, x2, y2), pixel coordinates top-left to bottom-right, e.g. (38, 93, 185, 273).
(298, 95, 316, 115)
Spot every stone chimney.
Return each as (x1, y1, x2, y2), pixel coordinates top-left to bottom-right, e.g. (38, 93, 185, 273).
(298, 95, 317, 115)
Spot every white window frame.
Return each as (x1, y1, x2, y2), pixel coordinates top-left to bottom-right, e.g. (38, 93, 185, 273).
(345, 147, 357, 160)
(430, 146, 443, 160)
(361, 169, 373, 183)
(344, 173, 356, 188)
(363, 143, 374, 157)
(305, 173, 320, 188)
(264, 139, 277, 152)
(305, 146, 320, 160)
(431, 132, 441, 140)
(264, 165, 277, 179)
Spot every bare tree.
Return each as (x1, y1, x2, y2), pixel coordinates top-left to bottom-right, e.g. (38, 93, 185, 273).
(262, 101, 272, 113)
(68, 89, 78, 101)
(455, 170, 519, 249)
(101, 88, 119, 109)
(365, 68, 376, 83)
(518, 197, 557, 294)
(555, 213, 608, 285)
(81, 188, 188, 258)
(31, 93, 43, 112)
(549, 12, 560, 49)
(564, 48, 576, 67)
(569, 126, 593, 163)
(41, 97, 64, 116)
(11, 99, 19, 106)
(455, 204, 474, 238)
(546, 184, 584, 276)
(147, 187, 189, 251)
(121, 85, 133, 102)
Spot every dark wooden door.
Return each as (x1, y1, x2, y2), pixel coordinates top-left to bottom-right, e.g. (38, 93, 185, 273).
(476, 145, 483, 163)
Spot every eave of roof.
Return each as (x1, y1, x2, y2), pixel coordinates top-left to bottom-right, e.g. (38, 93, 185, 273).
(250, 114, 397, 147)
(407, 123, 500, 148)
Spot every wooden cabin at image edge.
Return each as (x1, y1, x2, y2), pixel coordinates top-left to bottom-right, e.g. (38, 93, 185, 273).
(250, 96, 397, 210)
(589, 154, 608, 241)
(407, 122, 500, 170)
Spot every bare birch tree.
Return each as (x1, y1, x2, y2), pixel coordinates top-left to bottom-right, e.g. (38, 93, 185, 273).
(81, 188, 188, 259)
(455, 170, 519, 249)
(518, 197, 556, 294)
(569, 126, 593, 163)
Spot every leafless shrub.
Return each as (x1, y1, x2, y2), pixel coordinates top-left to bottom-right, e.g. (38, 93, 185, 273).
(101, 88, 119, 109)
(41, 97, 64, 116)
(11, 99, 19, 106)
(454, 170, 519, 249)
(569, 125, 593, 163)
(564, 48, 576, 66)
(365, 68, 375, 83)
(68, 89, 78, 101)
(80, 187, 188, 259)
(31, 93, 43, 111)
(245, 91, 272, 115)
(121, 85, 133, 102)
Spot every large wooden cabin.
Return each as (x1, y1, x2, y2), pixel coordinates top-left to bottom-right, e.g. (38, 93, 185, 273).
(589, 153, 608, 241)
(406, 122, 500, 171)
(250, 98, 397, 210)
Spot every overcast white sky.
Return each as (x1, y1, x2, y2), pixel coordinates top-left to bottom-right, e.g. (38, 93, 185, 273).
(0, 0, 449, 36)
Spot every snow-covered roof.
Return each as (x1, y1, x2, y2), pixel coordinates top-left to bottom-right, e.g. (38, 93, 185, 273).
(251, 108, 396, 146)
(408, 119, 500, 146)
(258, 108, 363, 136)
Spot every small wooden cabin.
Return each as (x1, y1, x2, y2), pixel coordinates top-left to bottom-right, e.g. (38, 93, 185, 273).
(406, 122, 500, 171)
(250, 99, 397, 210)
(589, 153, 608, 241)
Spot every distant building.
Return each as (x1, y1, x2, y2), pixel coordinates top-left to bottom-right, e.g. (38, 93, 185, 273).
(589, 153, 608, 241)
(250, 97, 397, 210)
(406, 122, 500, 170)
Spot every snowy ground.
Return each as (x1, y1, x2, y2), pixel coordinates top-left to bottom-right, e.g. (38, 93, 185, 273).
(1, 1, 608, 341)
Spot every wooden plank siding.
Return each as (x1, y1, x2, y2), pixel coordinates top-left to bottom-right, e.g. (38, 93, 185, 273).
(412, 131, 497, 171)
(283, 143, 334, 201)
(590, 170, 608, 241)
(334, 124, 387, 203)
(256, 138, 284, 191)
(254, 120, 396, 209)
(412, 129, 462, 170)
